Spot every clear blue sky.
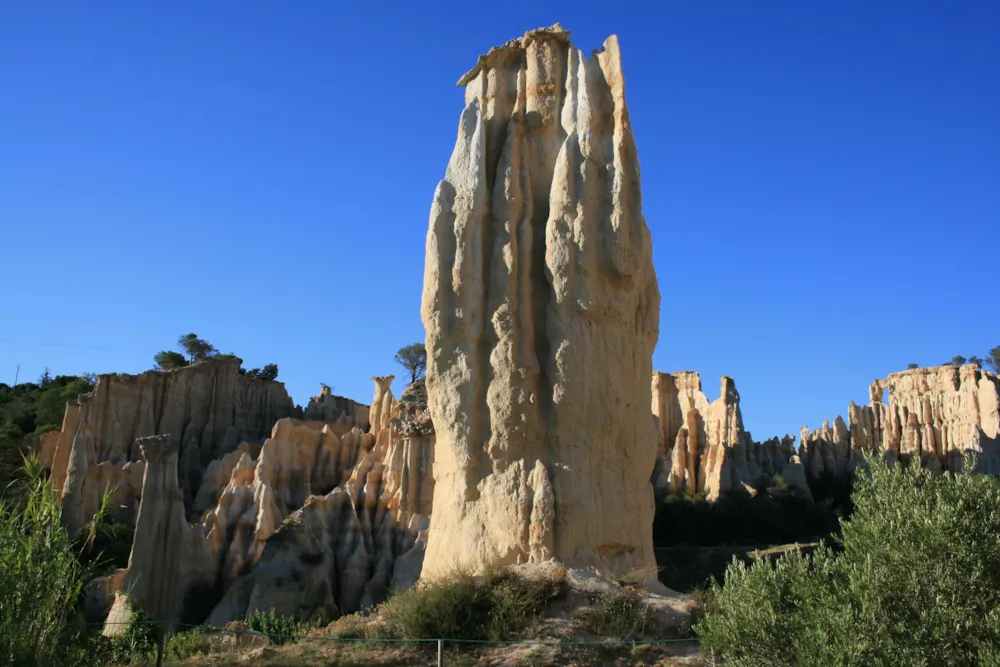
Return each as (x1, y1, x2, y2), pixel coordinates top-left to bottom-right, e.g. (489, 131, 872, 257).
(1, 1, 997, 441)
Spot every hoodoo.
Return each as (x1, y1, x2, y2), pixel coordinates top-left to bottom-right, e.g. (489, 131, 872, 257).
(420, 24, 661, 580)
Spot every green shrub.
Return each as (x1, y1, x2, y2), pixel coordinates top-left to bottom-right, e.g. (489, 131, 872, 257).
(576, 587, 649, 641)
(165, 627, 210, 660)
(246, 608, 301, 645)
(0, 455, 109, 665)
(696, 455, 1000, 666)
(381, 566, 565, 641)
(104, 607, 159, 665)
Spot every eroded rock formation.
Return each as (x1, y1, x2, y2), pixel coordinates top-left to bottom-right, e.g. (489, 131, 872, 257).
(652, 364, 1000, 503)
(802, 364, 1000, 478)
(97, 377, 434, 628)
(651, 371, 810, 501)
(42, 358, 296, 533)
(421, 24, 661, 580)
(302, 384, 369, 430)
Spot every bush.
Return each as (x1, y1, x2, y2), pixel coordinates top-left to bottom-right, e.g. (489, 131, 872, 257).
(576, 587, 649, 641)
(165, 627, 210, 660)
(696, 456, 1000, 666)
(381, 566, 565, 641)
(246, 608, 301, 646)
(104, 607, 159, 665)
(0, 456, 103, 665)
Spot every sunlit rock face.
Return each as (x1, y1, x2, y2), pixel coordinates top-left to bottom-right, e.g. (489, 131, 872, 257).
(420, 23, 661, 582)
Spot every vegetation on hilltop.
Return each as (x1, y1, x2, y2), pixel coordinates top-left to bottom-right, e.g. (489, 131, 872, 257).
(154, 332, 279, 380)
(0, 370, 96, 492)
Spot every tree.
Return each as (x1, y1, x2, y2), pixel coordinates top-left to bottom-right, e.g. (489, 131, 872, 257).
(988, 346, 1000, 374)
(153, 351, 188, 371)
(907, 363, 918, 369)
(950, 355, 967, 366)
(38, 369, 52, 390)
(244, 364, 279, 381)
(394, 343, 427, 383)
(696, 455, 1000, 665)
(178, 333, 217, 363)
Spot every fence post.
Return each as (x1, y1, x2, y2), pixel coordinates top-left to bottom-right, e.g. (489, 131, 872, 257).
(156, 623, 165, 667)
(437, 638, 444, 666)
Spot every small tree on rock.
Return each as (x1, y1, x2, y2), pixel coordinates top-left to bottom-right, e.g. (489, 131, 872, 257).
(987, 346, 1000, 374)
(178, 333, 217, 363)
(153, 351, 189, 371)
(394, 343, 427, 384)
(244, 364, 279, 381)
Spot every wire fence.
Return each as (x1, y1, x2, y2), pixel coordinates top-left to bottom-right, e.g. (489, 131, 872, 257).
(3, 618, 701, 666)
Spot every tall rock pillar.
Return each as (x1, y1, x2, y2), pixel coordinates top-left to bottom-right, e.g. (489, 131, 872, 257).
(421, 24, 660, 580)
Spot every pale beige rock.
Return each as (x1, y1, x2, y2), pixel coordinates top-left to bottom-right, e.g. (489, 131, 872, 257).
(651, 371, 810, 501)
(369, 375, 397, 438)
(302, 384, 370, 430)
(205, 411, 435, 623)
(105, 435, 214, 628)
(421, 24, 660, 582)
(44, 357, 296, 531)
(106, 378, 433, 627)
(802, 364, 1000, 477)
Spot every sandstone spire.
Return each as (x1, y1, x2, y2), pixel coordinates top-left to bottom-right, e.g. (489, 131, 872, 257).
(421, 24, 661, 580)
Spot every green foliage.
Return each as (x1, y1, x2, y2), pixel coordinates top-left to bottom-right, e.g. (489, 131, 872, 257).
(990, 346, 1000, 373)
(246, 608, 301, 645)
(576, 587, 649, 641)
(153, 350, 188, 371)
(696, 456, 1000, 666)
(907, 362, 918, 369)
(382, 567, 565, 641)
(165, 627, 209, 660)
(154, 334, 280, 381)
(394, 342, 427, 383)
(244, 363, 279, 381)
(103, 606, 159, 665)
(178, 333, 218, 362)
(0, 373, 96, 493)
(947, 345, 1000, 373)
(0, 456, 107, 665)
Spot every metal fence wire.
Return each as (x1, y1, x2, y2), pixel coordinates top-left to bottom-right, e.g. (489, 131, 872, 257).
(2, 619, 701, 666)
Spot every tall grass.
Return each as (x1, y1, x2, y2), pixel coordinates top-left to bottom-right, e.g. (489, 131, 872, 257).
(0, 454, 112, 665)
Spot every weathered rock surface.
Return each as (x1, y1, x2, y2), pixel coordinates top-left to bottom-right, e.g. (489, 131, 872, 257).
(105, 435, 214, 628)
(205, 381, 434, 623)
(802, 364, 1000, 478)
(302, 384, 369, 430)
(651, 371, 809, 501)
(421, 24, 661, 581)
(100, 377, 434, 627)
(43, 358, 296, 533)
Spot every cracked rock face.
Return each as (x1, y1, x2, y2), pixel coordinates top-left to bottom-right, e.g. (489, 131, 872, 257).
(421, 24, 661, 581)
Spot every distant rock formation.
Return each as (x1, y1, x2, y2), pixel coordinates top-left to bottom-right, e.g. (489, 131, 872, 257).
(302, 384, 369, 430)
(651, 371, 810, 501)
(40, 357, 296, 534)
(421, 24, 661, 581)
(801, 364, 1000, 478)
(651, 364, 1000, 503)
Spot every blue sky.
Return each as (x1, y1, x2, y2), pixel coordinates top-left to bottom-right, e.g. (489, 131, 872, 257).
(1, 1, 997, 441)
